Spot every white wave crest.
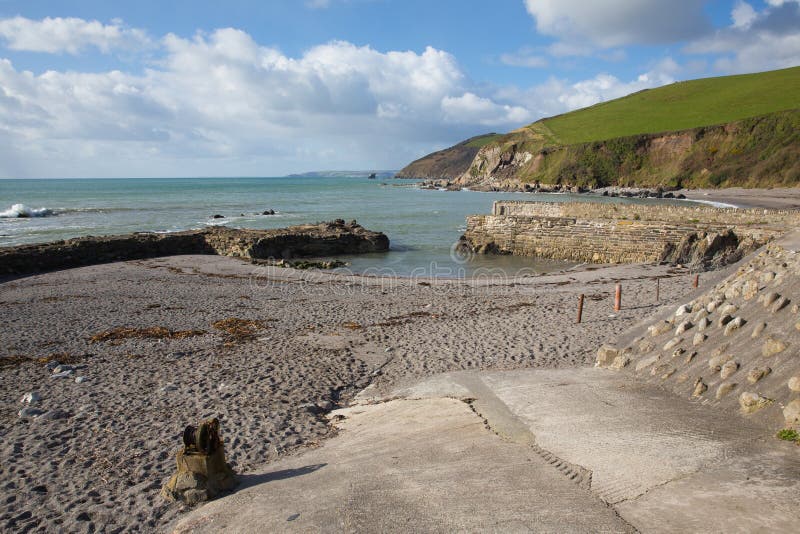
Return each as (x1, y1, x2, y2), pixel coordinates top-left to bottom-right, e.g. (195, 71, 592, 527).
(0, 203, 54, 218)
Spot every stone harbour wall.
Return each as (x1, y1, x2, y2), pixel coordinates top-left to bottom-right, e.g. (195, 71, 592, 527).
(466, 201, 790, 266)
(491, 201, 800, 228)
(0, 221, 389, 276)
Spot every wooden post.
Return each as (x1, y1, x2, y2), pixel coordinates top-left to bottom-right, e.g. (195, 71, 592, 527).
(693, 274, 699, 288)
(656, 277, 660, 302)
(577, 294, 585, 324)
(614, 283, 622, 312)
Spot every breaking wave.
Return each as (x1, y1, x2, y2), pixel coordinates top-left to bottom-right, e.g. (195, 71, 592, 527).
(0, 203, 54, 218)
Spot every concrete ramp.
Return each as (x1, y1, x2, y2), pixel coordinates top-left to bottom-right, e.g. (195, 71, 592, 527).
(174, 369, 800, 533)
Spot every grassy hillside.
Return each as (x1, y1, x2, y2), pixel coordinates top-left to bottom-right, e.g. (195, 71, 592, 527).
(398, 66, 800, 189)
(528, 66, 800, 145)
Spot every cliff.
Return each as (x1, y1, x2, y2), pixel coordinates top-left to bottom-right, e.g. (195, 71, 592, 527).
(395, 133, 500, 180)
(0, 221, 389, 276)
(400, 67, 800, 190)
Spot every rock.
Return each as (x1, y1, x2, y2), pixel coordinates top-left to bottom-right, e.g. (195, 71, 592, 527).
(261, 210, 275, 215)
(747, 367, 771, 384)
(784, 399, 800, 425)
(692, 379, 708, 397)
(44, 361, 60, 371)
(720, 304, 738, 316)
(37, 409, 71, 421)
(742, 280, 759, 300)
(663, 337, 682, 352)
(160, 384, 178, 392)
(51, 370, 74, 379)
(739, 392, 772, 413)
(751, 322, 766, 338)
(675, 321, 693, 335)
(610, 355, 630, 370)
(675, 304, 692, 317)
(53, 364, 75, 374)
(760, 292, 780, 308)
(723, 317, 745, 336)
(20, 392, 41, 405)
(771, 296, 790, 313)
(648, 321, 672, 337)
(762, 337, 787, 357)
(707, 299, 724, 313)
(692, 309, 709, 322)
(716, 382, 737, 399)
(595, 346, 618, 367)
(717, 314, 733, 328)
(788, 376, 800, 392)
(685, 352, 697, 364)
(671, 348, 686, 359)
(720, 360, 739, 380)
(18, 407, 45, 418)
(709, 353, 732, 371)
(651, 363, 672, 377)
(697, 317, 711, 331)
(761, 271, 776, 283)
(693, 333, 706, 346)
(212, 214, 224, 219)
(75, 376, 88, 384)
(635, 354, 660, 372)
(638, 339, 655, 353)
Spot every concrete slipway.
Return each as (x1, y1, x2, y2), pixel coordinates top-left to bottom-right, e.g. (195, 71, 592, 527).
(174, 368, 800, 533)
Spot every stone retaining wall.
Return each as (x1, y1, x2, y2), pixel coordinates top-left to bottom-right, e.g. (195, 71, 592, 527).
(0, 221, 389, 276)
(465, 201, 788, 265)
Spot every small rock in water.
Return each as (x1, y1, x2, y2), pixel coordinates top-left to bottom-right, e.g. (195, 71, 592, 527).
(75, 376, 88, 384)
(20, 391, 41, 405)
(211, 214, 224, 219)
(18, 407, 45, 418)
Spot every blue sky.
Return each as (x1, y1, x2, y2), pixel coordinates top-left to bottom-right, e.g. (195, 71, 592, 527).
(0, 0, 798, 177)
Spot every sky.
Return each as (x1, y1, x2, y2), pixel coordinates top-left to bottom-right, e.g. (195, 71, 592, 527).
(0, 1, 798, 178)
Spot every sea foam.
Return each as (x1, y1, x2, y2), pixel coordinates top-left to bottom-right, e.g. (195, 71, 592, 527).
(0, 203, 54, 218)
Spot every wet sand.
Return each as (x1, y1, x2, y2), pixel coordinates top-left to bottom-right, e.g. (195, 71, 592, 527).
(0, 255, 704, 532)
(677, 187, 800, 209)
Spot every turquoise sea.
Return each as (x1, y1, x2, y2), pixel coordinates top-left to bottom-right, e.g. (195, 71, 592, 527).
(1, 177, 685, 277)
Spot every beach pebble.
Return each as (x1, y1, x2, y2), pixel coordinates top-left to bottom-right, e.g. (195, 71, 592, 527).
(662, 337, 682, 352)
(762, 337, 787, 357)
(20, 391, 41, 405)
(692, 379, 707, 398)
(760, 292, 780, 308)
(160, 384, 178, 392)
(751, 322, 766, 338)
(44, 361, 60, 371)
(747, 367, 771, 384)
(771, 296, 789, 313)
(675, 321, 693, 336)
(75, 376, 88, 384)
(18, 407, 45, 419)
(739, 392, 771, 413)
(697, 317, 711, 331)
(384, 347, 393, 352)
(37, 409, 72, 421)
(692, 333, 706, 346)
(723, 317, 745, 336)
(720, 304, 738, 316)
(675, 304, 692, 317)
(53, 364, 75, 374)
(784, 400, 800, 425)
(788, 376, 800, 392)
(51, 370, 74, 379)
(716, 382, 737, 399)
(720, 361, 739, 380)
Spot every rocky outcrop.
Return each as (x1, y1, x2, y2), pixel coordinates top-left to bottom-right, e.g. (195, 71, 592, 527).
(597, 236, 800, 432)
(396, 133, 501, 180)
(465, 201, 787, 268)
(0, 220, 389, 276)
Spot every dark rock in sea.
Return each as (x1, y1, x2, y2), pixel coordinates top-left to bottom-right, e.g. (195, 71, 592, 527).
(212, 214, 224, 219)
(663, 192, 675, 199)
(261, 210, 275, 215)
(0, 222, 389, 276)
(677, 194, 687, 199)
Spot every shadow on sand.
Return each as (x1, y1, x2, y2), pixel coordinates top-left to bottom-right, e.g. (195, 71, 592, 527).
(237, 463, 327, 489)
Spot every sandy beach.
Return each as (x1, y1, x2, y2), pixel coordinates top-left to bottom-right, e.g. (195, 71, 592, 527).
(0, 254, 705, 532)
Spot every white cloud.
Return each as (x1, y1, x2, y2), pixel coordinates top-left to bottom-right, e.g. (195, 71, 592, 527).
(523, 0, 709, 50)
(499, 47, 548, 68)
(442, 93, 532, 126)
(731, 1, 758, 29)
(0, 16, 150, 54)
(685, 0, 800, 73)
(0, 25, 540, 177)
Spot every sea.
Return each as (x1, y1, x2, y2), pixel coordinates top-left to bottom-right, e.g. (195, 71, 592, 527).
(0, 176, 688, 278)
